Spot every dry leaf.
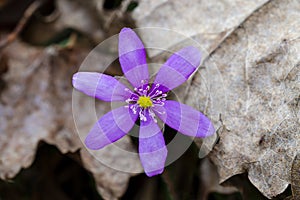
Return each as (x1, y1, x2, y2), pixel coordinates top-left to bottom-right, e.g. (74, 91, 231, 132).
(133, 0, 269, 57)
(22, 0, 105, 45)
(133, 0, 300, 198)
(0, 40, 141, 199)
(199, 158, 238, 199)
(182, 0, 299, 198)
(80, 136, 142, 200)
(291, 153, 300, 199)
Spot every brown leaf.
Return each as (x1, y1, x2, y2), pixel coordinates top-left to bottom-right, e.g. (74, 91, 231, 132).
(199, 158, 238, 199)
(0, 40, 141, 199)
(181, 0, 300, 198)
(291, 153, 300, 199)
(132, 0, 270, 57)
(80, 137, 142, 200)
(22, 0, 105, 45)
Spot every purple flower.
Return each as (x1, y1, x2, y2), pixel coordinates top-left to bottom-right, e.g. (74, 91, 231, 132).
(72, 28, 215, 177)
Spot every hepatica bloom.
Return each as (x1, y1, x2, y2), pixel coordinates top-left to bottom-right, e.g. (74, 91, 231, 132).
(72, 28, 215, 176)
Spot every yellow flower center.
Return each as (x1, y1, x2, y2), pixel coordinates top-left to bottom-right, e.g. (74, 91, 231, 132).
(137, 96, 153, 108)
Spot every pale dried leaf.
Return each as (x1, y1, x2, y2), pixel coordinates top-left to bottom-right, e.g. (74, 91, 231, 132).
(56, 0, 104, 40)
(291, 153, 300, 199)
(0, 40, 141, 199)
(80, 136, 142, 200)
(183, 0, 300, 198)
(25, 0, 105, 44)
(133, 0, 269, 57)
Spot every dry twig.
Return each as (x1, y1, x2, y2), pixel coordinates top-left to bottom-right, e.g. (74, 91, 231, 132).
(0, 0, 41, 50)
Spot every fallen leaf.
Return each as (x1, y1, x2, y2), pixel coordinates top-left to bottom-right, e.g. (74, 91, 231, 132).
(80, 137, 142, 200)
(291, 153, 300, 199)
(199, 158, 238, 199)
(182, 0, 300, 198)
(22, 0, 105, 45)
(132, 0, 270, 57)
(0, 40, 142, 199)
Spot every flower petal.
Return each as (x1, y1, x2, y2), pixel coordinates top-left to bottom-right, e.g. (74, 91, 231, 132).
(85, 106, 138, 150)
(155, 100, 215, 138)
(139, 117, 167, 177)
(72, 72, 131, 102)
(154, 46, 201, 93)
(119, 27, 149, 88)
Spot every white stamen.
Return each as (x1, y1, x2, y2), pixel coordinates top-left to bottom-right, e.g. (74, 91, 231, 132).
(125, 97, 138, 103)
(142, 89, 148, 95)
(126, 82, 168, 123)
(153, 101, 165, 106)
(147, 83, 160, 97)
(154, 90, 163, 96)
(139, 109, 147, 121)
(154, 109, 166, 115)
(124, 88, 139, 98)
(129, 104, 137, 114)
(149, 109, 157, 122)
(149, 109, 155, 117)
